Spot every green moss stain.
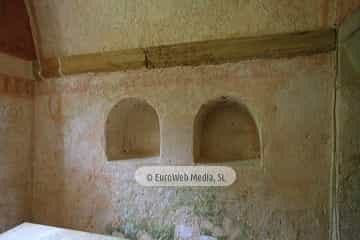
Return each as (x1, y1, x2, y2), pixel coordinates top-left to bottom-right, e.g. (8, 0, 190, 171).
(109, 219, 174, 240)
(173, 188, 225, 225)
(108, 188, 257, 239)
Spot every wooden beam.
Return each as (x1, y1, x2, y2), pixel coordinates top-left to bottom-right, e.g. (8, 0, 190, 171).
(61, 49, 146, 75)
(146, 28, 336, 68)
(36, 28, 336, 78)
(34, 48, 146, 78)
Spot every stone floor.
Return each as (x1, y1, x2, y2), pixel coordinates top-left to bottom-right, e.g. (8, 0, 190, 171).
(0, 223, 124, 240)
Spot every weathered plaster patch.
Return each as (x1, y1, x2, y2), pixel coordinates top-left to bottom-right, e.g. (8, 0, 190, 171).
(0, 92, 33, 232)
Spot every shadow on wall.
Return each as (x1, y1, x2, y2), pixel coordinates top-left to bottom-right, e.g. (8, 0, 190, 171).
(194, 96, 260, 164)
(105, 98, 160, 160)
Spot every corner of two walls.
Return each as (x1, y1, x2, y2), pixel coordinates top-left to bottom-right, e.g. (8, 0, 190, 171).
(335, 6, 360, 240)
(0, 52, 34, 232)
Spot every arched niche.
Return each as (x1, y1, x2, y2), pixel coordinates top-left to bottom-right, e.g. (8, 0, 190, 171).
(194, 96, 260, 163)
(105, 98, 160, 160)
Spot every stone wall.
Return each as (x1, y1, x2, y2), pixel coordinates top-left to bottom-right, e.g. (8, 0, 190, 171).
(0, 53, 34, 232)
(32, 53, 335, 239)
(337, 8, 360, 240)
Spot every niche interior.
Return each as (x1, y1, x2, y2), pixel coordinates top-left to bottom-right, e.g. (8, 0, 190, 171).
(105, 98, 160, 160)
(194, 97, 260, 164)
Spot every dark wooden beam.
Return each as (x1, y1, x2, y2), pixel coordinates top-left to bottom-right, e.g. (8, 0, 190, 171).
(36, 28, 336, 79)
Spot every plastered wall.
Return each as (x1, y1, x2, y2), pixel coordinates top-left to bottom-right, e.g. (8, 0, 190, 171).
(28, 1, 360, 60)
(30, 0, 339, 58)
(337, 8, 360, 240)
(32, 53, 335, 239)
(2, 1, 357, 238)
(0, 54, 34, 232)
